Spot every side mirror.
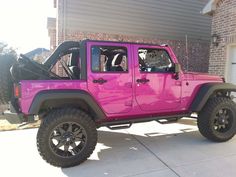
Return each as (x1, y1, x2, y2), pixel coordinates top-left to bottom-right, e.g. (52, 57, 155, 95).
(174, 63, 181, 80)
(174, 63, 181, 73)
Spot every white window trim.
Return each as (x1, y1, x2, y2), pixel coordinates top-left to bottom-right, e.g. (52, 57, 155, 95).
(202, 0, 220, 15)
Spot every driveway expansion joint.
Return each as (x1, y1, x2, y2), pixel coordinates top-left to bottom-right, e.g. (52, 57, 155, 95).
(127, 131, 181, 177)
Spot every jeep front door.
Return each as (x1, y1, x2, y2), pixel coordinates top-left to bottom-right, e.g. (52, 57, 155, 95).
(133, 45, 181, 113)
(87, 42, 133, 114)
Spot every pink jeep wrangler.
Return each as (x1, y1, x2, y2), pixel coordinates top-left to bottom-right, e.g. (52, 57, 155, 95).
(0, 40, 236, 167)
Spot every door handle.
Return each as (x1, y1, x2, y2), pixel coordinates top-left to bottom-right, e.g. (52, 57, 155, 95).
(136, 78, 150, 84)
(93, 78, 107, 84)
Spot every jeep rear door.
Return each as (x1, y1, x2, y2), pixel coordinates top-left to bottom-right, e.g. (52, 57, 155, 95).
(133, 45, 181, 112)
(87, 42, 133, 114)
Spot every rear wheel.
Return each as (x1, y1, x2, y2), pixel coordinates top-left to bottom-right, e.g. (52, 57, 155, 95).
(37, 108, 97, 167)
(198, 97, 236, 142)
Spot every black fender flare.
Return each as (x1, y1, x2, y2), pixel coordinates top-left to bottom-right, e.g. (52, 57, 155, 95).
(28, 90, 106, 120)
(190, 83, 236, 112)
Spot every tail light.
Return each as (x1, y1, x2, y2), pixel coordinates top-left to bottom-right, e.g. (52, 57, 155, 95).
(14, 84, 21, 98)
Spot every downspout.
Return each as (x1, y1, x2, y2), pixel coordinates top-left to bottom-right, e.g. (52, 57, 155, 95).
(63, 0, 66, 41)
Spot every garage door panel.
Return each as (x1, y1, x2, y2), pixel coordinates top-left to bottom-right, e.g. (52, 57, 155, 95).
(229, 46, 236, 85)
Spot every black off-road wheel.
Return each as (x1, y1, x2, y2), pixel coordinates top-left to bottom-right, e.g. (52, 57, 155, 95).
(37, 108, 97, 168)
(198, 97, 236, 142)
(0, 55, 16, 104)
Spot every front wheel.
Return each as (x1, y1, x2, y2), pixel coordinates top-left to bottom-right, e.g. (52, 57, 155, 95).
(198, 97, 236, 142)
(37, 108, 97, 167)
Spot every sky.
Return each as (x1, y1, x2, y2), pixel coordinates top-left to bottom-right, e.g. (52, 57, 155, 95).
(0, 0, 56, 53)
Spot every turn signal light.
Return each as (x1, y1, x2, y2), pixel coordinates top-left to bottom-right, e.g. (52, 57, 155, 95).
(14, 84, 21, 98)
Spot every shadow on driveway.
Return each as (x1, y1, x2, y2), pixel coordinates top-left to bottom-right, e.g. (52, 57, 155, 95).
(61, 126, 229, 177)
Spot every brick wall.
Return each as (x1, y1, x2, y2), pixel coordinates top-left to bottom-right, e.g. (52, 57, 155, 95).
(55, 31, 210, 75)
(209, 0, 236, 76)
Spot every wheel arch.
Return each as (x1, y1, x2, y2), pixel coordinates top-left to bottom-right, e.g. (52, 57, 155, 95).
(29, 90, 106, 121)
(190, 83, 236, 112)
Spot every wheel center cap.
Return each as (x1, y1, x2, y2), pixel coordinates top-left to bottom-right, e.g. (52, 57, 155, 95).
(62, 132, 75, 143)
(218, 117, 226, 125)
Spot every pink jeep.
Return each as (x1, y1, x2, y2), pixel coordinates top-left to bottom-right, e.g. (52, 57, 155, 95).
(1, 40, 236, 167)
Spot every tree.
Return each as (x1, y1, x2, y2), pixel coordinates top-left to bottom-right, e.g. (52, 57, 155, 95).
(0, 42, 17, 105)
(0, 42, 17, 57)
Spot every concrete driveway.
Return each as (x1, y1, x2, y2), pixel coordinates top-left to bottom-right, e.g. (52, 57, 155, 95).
(0, 119, 236, 177)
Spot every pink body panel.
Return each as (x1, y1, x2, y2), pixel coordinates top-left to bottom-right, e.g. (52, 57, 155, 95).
(181, 72, 223, 110)
(86, 42, 133, 115)
(133, 44, 182, 113)
(19, 41, 223, 121)
(20, 80, 88, 114)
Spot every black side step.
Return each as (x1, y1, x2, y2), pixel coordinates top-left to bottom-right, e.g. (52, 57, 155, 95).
(107, 123, 132, 130)
(156, 118, 179, 124)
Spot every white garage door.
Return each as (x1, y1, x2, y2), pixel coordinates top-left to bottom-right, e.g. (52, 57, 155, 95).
(228, 45, 236, 85)
(228, 45, 236, 101)
(231, 46, 236, 84)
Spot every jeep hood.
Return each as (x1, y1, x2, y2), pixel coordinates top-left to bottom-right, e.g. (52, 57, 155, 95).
(183, 72, 223, 81)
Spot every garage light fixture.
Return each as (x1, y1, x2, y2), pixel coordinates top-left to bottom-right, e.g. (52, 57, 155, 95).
(212, 34, 219, 46)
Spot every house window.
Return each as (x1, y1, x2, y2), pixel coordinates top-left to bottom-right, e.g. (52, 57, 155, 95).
(91, 46, 128, 72)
